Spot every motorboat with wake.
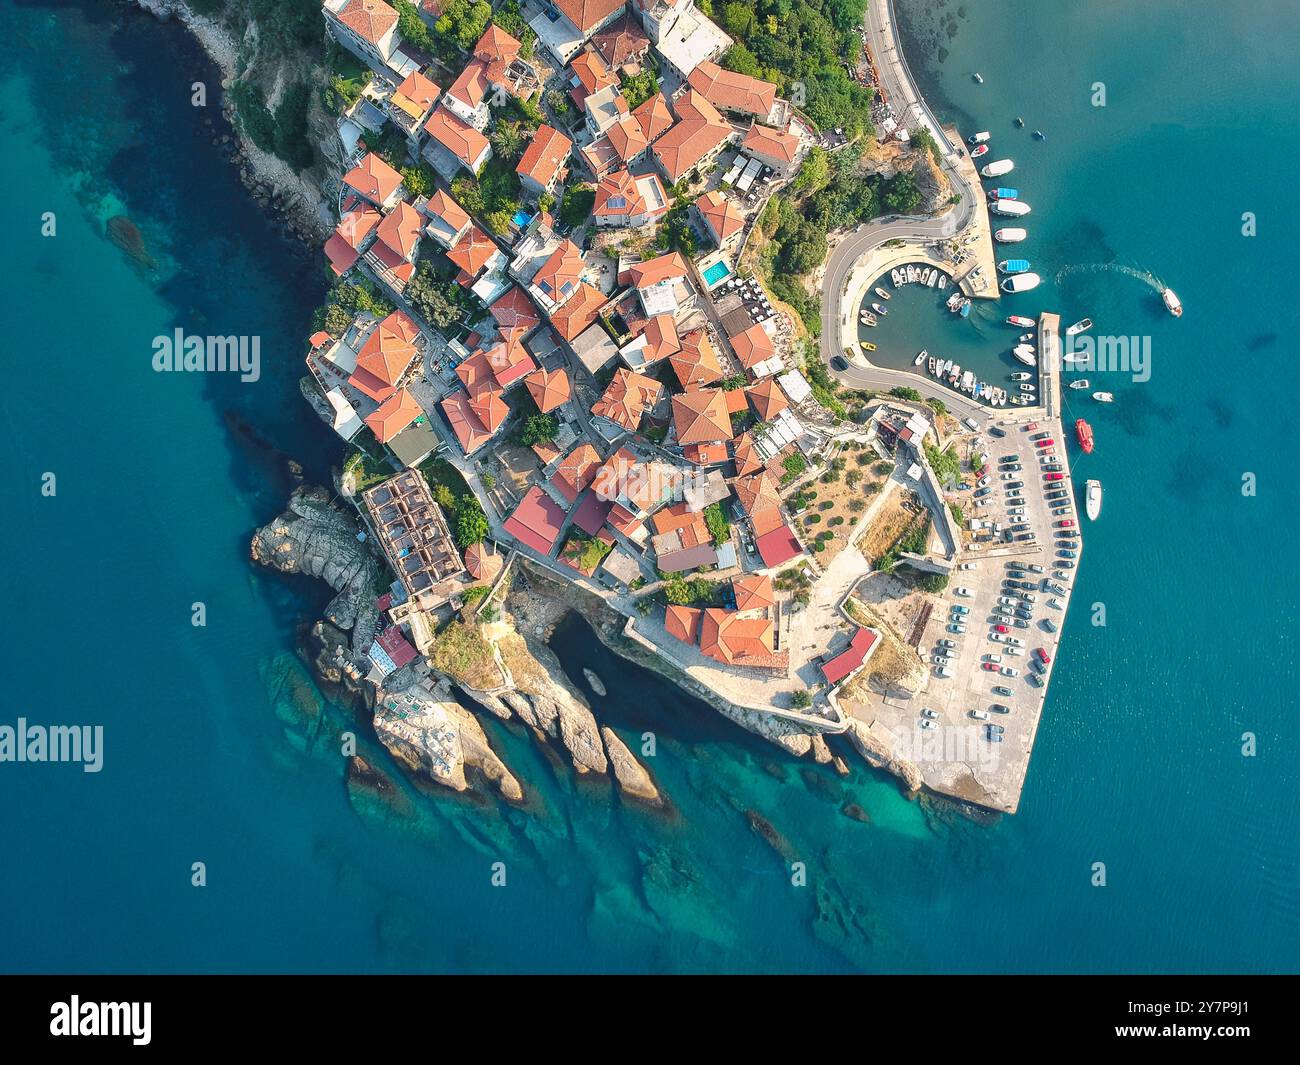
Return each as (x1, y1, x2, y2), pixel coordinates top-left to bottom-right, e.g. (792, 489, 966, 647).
(1162, 286, 1183, 317)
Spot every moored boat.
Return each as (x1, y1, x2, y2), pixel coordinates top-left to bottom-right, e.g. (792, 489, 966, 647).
(1006, 314, 1035, 328)
(947, 292, 965, 311)
(1085, 479, 1102, 521)
(981, 159, 1015, 178)
(1019, 383, 1035, 393)
(861, 341, 877, 352)
(906, 265, 917, 283)
(914, 350, 927, 366)
(890, 268, 902, 286)
(928, 270, 940, 287)
(959, 300, 972, 318)
(1075, 419, 1095, 453)
(937, 273, 948, 289)
(875, 286, 891, 300)
(973, 72, 984, 84)
(1162, 286, 1182, 317)
(927, 356, 937, 375)
(992, 199, 1031, 216)
(972, 144, 989, 158)
(1001, 272, 1041, 293)
(1066, 318, 1093, 336)
(969, 131, 990, 144)
(994, 227, 1027, 243)
(872, 302, 888, 315)
(1068, 379, 1089, 390)
(999, 258, 1031, 274)
(1011, 371, 1032, 381)
(1012, 345, 1037, 366)
(1092, 391, 1114, 403)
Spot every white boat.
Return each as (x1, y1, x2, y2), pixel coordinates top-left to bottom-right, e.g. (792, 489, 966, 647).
(980, 159, 1015, 178)
(1001, 272, 1041, 293)
(969, 131, 990, 144)
(927, 356, 937, 375)
(928, 270, 940, 287)
(891, 268, 902, 286)
(995, 227, 1027, 243)
(1066, 318, 1093, 336)
(875, 286, 892, 300)
(1019, 383, 1035, 393)
(973, 73, 984, 84)
(1092, 392, 1114, 403)
(1019, 332, 1034, 342)
(971, 144, 989, 158)
(914, 350, 927, 366)
(872, 302, 888, 315)
(1068, 379, 1090, 390)
(1006, 315, 1035, 328)
(1063, 352, 1087, 364)
(946, 292, 964, 311)
(1011, 372, 1032, 381)
(992, 199, 1031, 217)
(906, 265, 918, 283)
(1085, 479, 1103, 521)
(1163, 287, 1182, 317)
(1012, 346, 1037, 366)
(937, 274, 948, 289)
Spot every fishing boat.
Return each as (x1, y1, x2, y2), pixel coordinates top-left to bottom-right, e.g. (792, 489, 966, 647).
(937, 274, 948, 289)
(1001, 272, 1041, 293)
(872, 302, 888, 315)
(969, 131, 990, 144)
(971, 144, 989, 158)
(1066, 318, 1093, 336)
(988, 187, 1019, 201)
(1075, 419, 1095, 454)
(1162, 286, 1183, 317)
(1068, 379, 1090, 390)
(947, 292, 965, 311)
(999, 259, 1031, 274)
(1092, 391, 1114, 403)
(994, 227, 1027, 243)
(906, 265, 918, 283)
(1006, 314, 1035, 328)
(914, 350, 927, 366)
(890, 268, 902, 286)
(992, 199, 1031, 216)
(861, 316, 877, 327)
(861, 341, 877, 352)
(959, 300, 972, 318)
(1011, 395, 1029, 406)
(875, 286, 891, 300)
(928, 270, 940, 287)
(927, 356, 937, 375)
(981, 159, 1015, 178)
(1012, 345, 1037, 366)
(1019, 385, 1036, 394)
(1085, 479, 1102, 521)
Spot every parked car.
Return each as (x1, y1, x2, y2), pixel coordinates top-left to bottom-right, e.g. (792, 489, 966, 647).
(959, 562, 977, 570)
(982, 662, 1000, 672)
(1056, 519, 1076, 528)
(1006, 636, 1026, 647)
(984, 653, 1003, 663)
(993, 685, 1013, 697)
(993, 624, 1009, 633)
(920, 719, 938, 729)
(951, 604, 970, 615)
(1000, 665, 1020, 677)
(935, 667, 953, 679)
(948, 623, 967, 634)
(989, 703, 1011, 714)
(989, 425, 1006, 437)
(969, 709, 990, 720)
(1035, 647, 1052, 664)
(1041, 618, 1059, 633)
(939, 638, 957, 649)
(1035, 438, 1054, 448)
(921, 707, 939, 719)
(1044, 472, 1065, 482)
(955, 586, 973, 598)
(831, 355, 849, 372)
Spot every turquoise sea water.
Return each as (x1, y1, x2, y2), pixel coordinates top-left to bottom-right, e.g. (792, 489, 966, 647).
(0, 0, 1296, 973)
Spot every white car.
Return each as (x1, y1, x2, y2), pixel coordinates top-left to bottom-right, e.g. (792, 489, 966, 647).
(1048, 597, 1064, 610)
(921, 708, 939, 719)
(1000, 665, 1020, 677)
(954, 587, 973, 598)
(959, 562, 977, 570)
(935, 667, 953, 678)
(984, 653, 1003, 663)
(989, 632, 1004, 643)
(998, 596, 1018, 607)
(1004, 647, 1023, 656)
(1006, 636, 1026, 647)
(977, 475, 991, 488)
(919, 719, 938, 730)
(969, 709, 990, 720)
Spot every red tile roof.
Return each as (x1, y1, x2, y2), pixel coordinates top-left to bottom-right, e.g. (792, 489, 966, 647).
(425, 106, 490, 169)
(364, 386, 425, 444)
(423, 189, 471, 241)
(695, 189, 744, 243)
(376, 624, 419, 669)
(669, 329, 723, 388)
(524, 367, 572, 413)
(664, 604, 704, 645)
(652, 91, 731, 183)
(441, 388, 496, 455)
(391, 70, 440, 120)
(343, 152, 403, 206)
(605, 114, 649, 163)
(504, 486, 567, 555)
(336, 0, 398, 47)
(551, 442, 603, 504)
(731, 431, 764, 475)
(570, 49, 616, 106)
(687, 61, 777, 117)
(755, 522, 803, 569)
(699, 608, 785, 667)
(374, 200, 422, 261)
(350, 310, 422, 401)
(549, 282, 608, 341)
(516, 124, 573, 188)
(531, 239, 585, 307)
(729, 321, 775, 369)
(628, 251, 688, 289)
(592, 12, 651, 68)
(554, 0, 624, 34)
(463, 541, 503, 581)
(820, 627, 879, 685)
(570, 490, 614, 536)
(734, 470, 780, 517)
(482, 340, 537, 389)
(732, 572, 775, 612)
(671, 388, 731, 445)
(632, 92, 674, 144)
(742, 123, 801, 165)
(745, 377, 788, 420)
(489, 285, 540, 331)
(445, 223, 498, 280)
(639, 314, 680, 364)
(591, 368, 663, 431)
(446, 60, 489, 110)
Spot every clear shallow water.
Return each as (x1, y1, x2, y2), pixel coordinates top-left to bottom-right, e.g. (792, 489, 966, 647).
(0, 0, 1296, 973)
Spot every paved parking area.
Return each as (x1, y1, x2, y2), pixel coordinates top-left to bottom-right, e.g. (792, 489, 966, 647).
(865, 416, 1083, 812)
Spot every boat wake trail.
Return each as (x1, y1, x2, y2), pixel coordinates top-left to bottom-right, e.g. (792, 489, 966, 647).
(1055, 262, 1163, 292)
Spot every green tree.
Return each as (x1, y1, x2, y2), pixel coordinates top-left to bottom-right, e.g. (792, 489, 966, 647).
(664, 577, 693, 605)
(519, 413, 558, 446)
(490, 121, 526, 162)
(454, 497, 489, 548)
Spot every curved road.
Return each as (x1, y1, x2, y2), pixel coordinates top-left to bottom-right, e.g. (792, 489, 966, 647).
(818, 0, 987, 422)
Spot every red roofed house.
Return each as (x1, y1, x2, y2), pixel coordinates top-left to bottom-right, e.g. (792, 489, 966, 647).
(424, 106, 492, 175)
(820, 627, 880, 687)
(488, 285, 541, 353)
(366, 199, 424, 294)
(568, 48, 617, 109)
(591, 368, 664, 432)
(528, 239, 586, 314)
(550, 442, 603, 504)
(687, 61, 778, 119)
(664, 604, 703, 646)
(504, 485, 568, 556)
(632, 92, 674, 144)
(539, 0, 627, 65)
(628, 251, 690, 316)
(754, 521, 803, 570)
(369, 623, 419, 674)
(651, 90, 733, 185)
(442, 60, 491, 129)
(525, 367, 572, 413)
(668, 329, 723, 388)
(693, 189, 744, 249)
(671, 388, 731, 446)
(741, 123, 803, 178)
(446, 224, 501, 287)
(732, 572, 775, 613)
(592, 12, 651, 70)
(324, 206, 382, 276)
(386, 70, 440, 147)
(349, 309, 423, 402)
(481, 339, 538, 390)
(342, 152, 405, 211)
(731, 431, 764, 476)
(516, 124, 573, 198)
(474, 24, 535, 98)
(549, 282, 608, 342)
(592, 168, 669, 228)
(324, 0, 402, 74)
(729, 321, 775, 371)
(422, 189, 472, 249)
(699, 608, 788, 670)
(364, 386, 426, 444)
(745, 377, 789, 421)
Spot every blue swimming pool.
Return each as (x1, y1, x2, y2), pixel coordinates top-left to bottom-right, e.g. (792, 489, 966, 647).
(513, 210, 533, 227)
(702, 260, 732, 286)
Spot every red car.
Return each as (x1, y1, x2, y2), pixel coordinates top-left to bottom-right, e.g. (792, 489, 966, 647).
(982, 662, 1000, 671)
(1044, 472, 1064, 481)
(1026, 422, 1040, 432)
(1035, 439, 1054, 448)
(1057, 519, 1076, 528)
(1035, 648, 1052, 664)
(994, 624, 1009, 633)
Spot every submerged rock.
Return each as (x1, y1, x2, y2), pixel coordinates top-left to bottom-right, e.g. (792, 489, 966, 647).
(583, 668, 607, 697)
(106, 215, 157, 270)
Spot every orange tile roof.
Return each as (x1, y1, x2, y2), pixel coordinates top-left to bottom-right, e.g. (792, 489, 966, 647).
(729, 321, 775, 369)
(699, 608, 784, 667)
(683, 441, 729, 465)
(332, 206, 381, 250)
(463, 541, 503, 581)
(350, 310, 422, 401)
(446, 59, 489, 110)
(375, 200, 422, 261)
(524, 367, 572, 413)
(732, 572, 775, 612)
(455, 349, 496, 395)
(592, 12, 651, 68)
(723, 387, 749, 414)
(734, 471, 781, 517)
(640, 314, 680, 364)
(605, 114, 649, 163)
(742, 123, 801, 164)
(336, 0, 398, 47)
(554, 0, 623, 33)
(469, 386, 509, 433)
(517, 124, 572, 188)
(745, 377, 788, 420)
(628, 251, 688, 289)
(549, 282, 608, 341)
(731, 431, 764, 475)
(424, 106, 490, 169)
(445, 224, 498, 280)
(474, 23, 520, 66)
(664, 604, 703, 645)
(551, 442, 603, 503)
(489, 285, 540, 331)
(668, 329, 724, 388)
(441, 391, 496, 454)
(531, 239, 585, 307)
(650, 500, 697, 536)
(343, 152, 403, 206)
(364, 387, 425, 444)
(633, 92, 674, 143)
(592, 368, 663, 432)
(687, 61, 777, 117)
(482, 339, 537, 389)
(424, 189, 470, 239)
(671, 388, 732, 445)
(391, 70, 440, 119)
(695, 189, 744, 243)
(570, 49, 616, 100)
(652, 91, 731, 183)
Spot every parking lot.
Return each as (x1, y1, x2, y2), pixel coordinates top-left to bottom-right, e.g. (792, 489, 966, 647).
(878, 416, 1083, 812)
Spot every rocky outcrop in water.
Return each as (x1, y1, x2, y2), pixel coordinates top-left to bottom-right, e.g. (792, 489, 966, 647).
(601, 728, 661, 806)
(845, 719, 923, 795)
